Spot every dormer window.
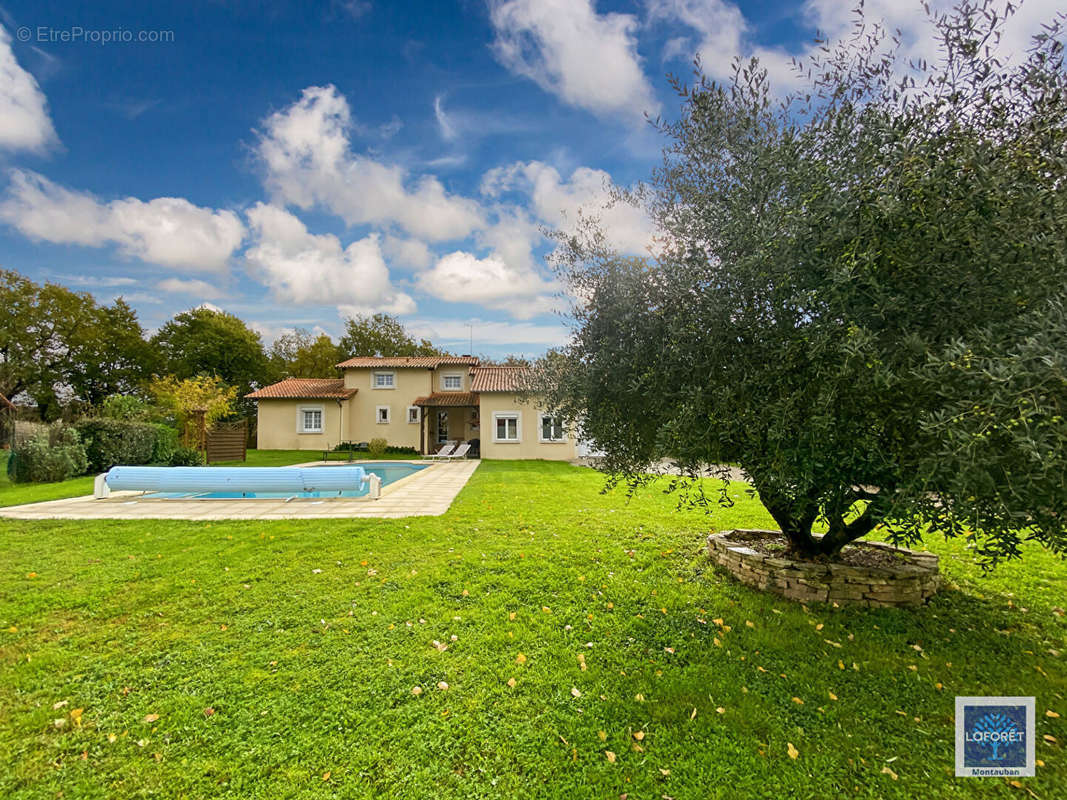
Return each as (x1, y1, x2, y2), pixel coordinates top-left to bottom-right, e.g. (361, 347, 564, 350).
(442, 373, 462, 391)
(373, 371, 395, 389)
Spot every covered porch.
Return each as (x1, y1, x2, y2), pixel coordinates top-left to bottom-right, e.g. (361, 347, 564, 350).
(413, 392, 480, 456)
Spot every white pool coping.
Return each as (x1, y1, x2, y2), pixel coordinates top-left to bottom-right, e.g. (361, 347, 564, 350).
(0, 459, 480, 521)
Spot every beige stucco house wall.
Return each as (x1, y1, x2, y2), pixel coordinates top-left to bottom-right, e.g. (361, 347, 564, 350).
(477, 391, 576, 461)
(248, 358, 576, 460)
(254, 398, 346, 451)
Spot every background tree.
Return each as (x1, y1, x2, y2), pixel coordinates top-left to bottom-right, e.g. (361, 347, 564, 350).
(542, 2, 1067, 565)
(0, 270, 153, 418)
(152, 307, 268, 397)
(339, 313, 448, 358)
(268, 329, 343, 378)
(149, 375, 237, 429)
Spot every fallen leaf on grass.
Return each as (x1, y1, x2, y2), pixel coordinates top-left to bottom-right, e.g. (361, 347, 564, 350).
(571, 687, 581, 698)
(516, 653, 527, 664)
(1047, 710, 1060, 718)
(143, 714, 159, 724)
(828, 692, 838, 701)
(53, 700, 68, 710)
(716, 707, 725, 714)
(1043, 734, 1057, 744)
(633, 731, 645, 741)
(203, 707, 215, 717)
(107, 733, 117, 743)
(787, 742, 799, 760)
(659, 768, 670, 776)
(438, 682, 449, 691)
(70, 708, 83, 727)
(411, 687, 423, 696)
(791, 697, 804, 705)
(506, 678, 517, 688)
(322, 771, 331, 781)
(881, 766, 898, 780)
(605, 751, 616, 763)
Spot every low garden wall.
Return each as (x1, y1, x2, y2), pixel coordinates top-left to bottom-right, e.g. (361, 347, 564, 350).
(707, 529, 940, 607)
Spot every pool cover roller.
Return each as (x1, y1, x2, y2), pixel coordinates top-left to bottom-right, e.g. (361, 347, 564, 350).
(102, 465, 368, 495)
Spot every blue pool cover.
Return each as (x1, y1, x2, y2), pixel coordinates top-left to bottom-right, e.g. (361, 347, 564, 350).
(105, 465, 368, 494)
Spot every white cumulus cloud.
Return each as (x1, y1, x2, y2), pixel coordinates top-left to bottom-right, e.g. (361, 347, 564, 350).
(416, 250, 560, 320)
(0, 169, 244, 271)
(257, 85, 484, 241)
(489, 0, 661, 122)
(482, 160, 654, 256)
(0, 24, 59, 153)
(157, 277, 224, 299)
(650, 0, 1066, 91)
(244, 202, 415, 315)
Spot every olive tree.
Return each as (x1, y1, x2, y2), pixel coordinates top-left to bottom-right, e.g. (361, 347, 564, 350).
(542, 1, 1067, 565)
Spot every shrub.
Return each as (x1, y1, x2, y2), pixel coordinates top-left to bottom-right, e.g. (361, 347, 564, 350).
(73, 418, 158, 472)
(368, 437, 388, 457)
(8, 424, 88, 483)
(149, 424, 179, 464)
(169, 446, 205, 466)
(100, 394, 153, 421)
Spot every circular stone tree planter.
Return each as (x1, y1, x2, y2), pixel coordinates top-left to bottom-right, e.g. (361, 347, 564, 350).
(707, 529, 940, 607)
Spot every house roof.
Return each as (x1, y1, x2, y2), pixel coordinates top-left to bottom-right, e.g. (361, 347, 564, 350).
(336, 356, 480, 369)
(413, 392, 479, 407)
(0, 392, 14, 411)
(470, 366, 530, 393)
(245, 378, 358, 400)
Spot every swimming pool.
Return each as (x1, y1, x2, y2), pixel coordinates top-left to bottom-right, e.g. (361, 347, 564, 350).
(139, 462, 429, 500)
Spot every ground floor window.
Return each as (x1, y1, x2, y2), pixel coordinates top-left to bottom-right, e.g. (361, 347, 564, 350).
(493, 412, 520, 442)
(407, 406, 420, 424)
(539, 414, 564, 442)
(376, 405, 391, 424)
(437, 410, 449, 443)
(298, 406, 324, 434)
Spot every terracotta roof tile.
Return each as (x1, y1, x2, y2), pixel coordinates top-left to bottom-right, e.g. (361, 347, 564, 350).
(336, 356, 479, 369)
(246, 378, 357, 400)
(413, 392, 479, 407)
(470, 366, 530, 393)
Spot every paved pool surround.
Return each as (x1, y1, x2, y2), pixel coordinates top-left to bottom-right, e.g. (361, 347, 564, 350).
(707, 529, 941, 607)
(0, 460, 479, 521)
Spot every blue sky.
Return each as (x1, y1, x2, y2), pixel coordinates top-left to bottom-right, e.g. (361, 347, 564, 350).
(0, 0, 1057, 358)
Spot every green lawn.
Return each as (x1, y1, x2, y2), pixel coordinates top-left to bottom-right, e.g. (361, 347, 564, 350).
(0, 449, 417, 508)
(0, 460, 1064, 798)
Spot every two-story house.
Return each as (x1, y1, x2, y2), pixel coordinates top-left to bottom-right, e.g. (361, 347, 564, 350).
(246, 357, 576, 460)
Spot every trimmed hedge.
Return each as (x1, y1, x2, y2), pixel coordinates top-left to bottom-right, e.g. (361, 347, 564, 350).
(8, 425, 88, 483)
(150, 424, 179, 464)
(73, 418, 177, 472)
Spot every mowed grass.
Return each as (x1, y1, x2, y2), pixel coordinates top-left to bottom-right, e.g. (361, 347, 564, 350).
(0, 461, 1064, 799)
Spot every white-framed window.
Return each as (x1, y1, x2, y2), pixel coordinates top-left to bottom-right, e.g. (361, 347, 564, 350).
(297, 405, 324, 434)
(376, 405, 391, 424)
(493, 412, 520, 443)
(539, 414, 565, 442)
(441, 372, 463, 391)
(407, 406, 420, 424)
(373, 371, 395, 389)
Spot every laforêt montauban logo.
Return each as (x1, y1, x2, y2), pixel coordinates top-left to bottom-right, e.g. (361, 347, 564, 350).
(955, 696, 1035, 777)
